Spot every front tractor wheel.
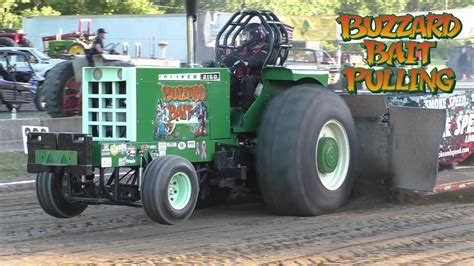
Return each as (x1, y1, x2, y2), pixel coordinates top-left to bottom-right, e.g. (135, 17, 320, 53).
(257, 84, 357, 216)
(141, 156, 199, 225)
(36, 172, 88, 218)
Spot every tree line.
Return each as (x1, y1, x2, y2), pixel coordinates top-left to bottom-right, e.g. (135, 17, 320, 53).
(1, 0, 472, 28)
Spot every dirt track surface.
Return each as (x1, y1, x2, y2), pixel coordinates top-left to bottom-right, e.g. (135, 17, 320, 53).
(1, 188, 474, 264)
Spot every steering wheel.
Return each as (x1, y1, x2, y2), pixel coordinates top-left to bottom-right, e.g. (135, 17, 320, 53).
(218, 54, 248, 79)
(104, 43, 120, 54)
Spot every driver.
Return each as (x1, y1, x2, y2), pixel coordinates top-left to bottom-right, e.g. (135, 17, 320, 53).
(27, 55, 37, 64)
(87, 28, 107, 65)
(231, 23, 268, 110)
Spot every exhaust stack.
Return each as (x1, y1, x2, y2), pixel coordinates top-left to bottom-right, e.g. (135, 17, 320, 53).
(185, 0, 198, 66)
(158, 42, 168, 59)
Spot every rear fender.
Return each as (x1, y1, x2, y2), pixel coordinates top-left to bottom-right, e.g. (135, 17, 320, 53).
(72, 55, 88, 81)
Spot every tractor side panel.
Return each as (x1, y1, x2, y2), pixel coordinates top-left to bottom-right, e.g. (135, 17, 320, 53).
(135, 67, 231, 142)
(91, 139, 240, 167)
(83, 67, 234, 165)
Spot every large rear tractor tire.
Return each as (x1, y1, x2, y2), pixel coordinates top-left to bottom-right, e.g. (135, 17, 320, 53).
(141, 156, 199, 225)
(43, 61, 78, 117)
(0, 37, 17, 47)
(36, 172, 88, 218)
(257, 84, 357, 216)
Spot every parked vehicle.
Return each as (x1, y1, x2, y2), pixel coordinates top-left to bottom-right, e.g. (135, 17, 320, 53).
(0, 51, 46, 111)
(0, 28, 34, 47)
(285, 48, 343, 89)
(0, 47, 64, 78)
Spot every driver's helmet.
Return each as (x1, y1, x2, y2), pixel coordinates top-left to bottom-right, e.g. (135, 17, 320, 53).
(240, 23, 267, 50)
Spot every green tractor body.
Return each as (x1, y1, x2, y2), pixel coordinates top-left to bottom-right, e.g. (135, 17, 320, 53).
(26, 8, 449, 224)
(33, 66, 328, 167)
(28, 65, 337, 223)
(76, 66, 327, 168)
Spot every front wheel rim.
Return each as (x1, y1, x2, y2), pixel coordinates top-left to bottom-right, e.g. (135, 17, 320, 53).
(315, 119, 350, 191)
(168, 172, 192, 210)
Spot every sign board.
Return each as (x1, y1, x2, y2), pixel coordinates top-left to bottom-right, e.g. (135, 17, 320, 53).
(388, 91, 474, 165)
(280, 16, 336, 41)
(335, 8, 474, 43)
(22, 126, 49, 154)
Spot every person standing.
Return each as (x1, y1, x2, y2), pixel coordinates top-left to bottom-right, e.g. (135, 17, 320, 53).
(466, 41, 473, 79)
(458, 41, 472, 80)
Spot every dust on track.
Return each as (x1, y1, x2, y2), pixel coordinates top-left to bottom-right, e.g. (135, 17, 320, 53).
(1, 187, 474, 264)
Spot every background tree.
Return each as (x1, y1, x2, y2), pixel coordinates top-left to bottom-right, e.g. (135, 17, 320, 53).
(111, 0, 163, 15)
(43, 0, 88, 15)
(405, 0, 473, 12)
(0, 0, 21, 28)
(21, 6, 61, 17)
(1, 0, 473, 29)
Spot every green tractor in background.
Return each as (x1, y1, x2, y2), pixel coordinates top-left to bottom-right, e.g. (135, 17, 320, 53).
(42, 19, 94, 58)
(26, 4, 445, 225)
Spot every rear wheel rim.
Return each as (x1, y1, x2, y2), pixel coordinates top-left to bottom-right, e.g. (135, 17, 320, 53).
(315, 119, 350, 191)
(168, 172, 192, 210)
(68, 44, 85, 55)
(63, 76, 81, 114)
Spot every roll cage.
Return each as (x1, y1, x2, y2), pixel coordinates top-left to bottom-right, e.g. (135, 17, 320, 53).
(215, 10, 292, 68)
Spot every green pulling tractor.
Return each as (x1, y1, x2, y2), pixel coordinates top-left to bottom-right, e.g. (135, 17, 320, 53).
(26, 7, 446, 225)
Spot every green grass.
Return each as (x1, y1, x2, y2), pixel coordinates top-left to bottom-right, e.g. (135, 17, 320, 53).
(0, 111, 50, 120)
(0, 152, 35, 182)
